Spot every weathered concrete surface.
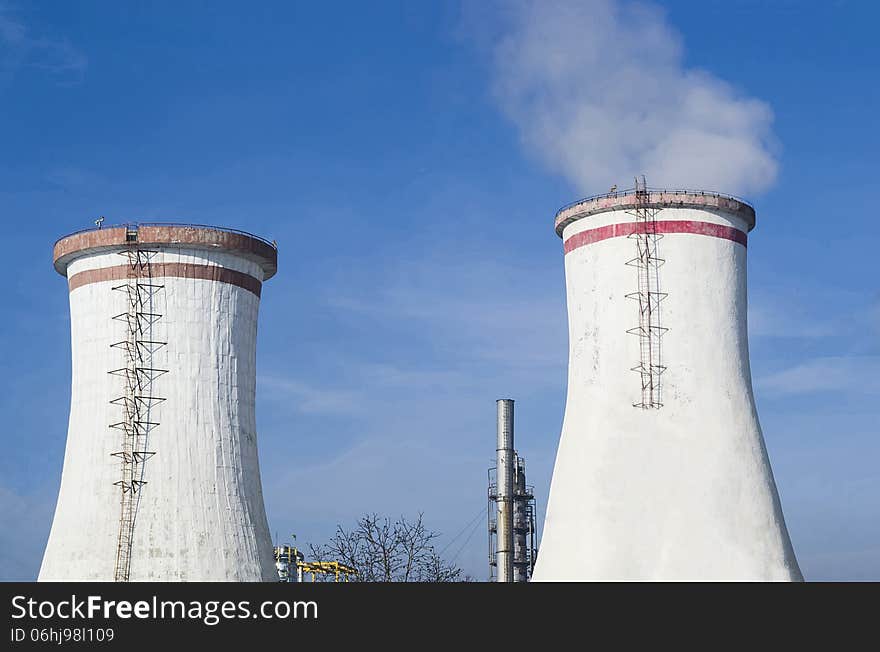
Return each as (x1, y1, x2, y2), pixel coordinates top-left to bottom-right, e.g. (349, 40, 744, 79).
(555, 190, 756, 237)
(533, 203, 802, 582)
(53, 225, 277, 279)
(40, 231, 277, 582)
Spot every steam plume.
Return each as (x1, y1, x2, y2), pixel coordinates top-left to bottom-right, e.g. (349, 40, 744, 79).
(489, 0, 778, 196)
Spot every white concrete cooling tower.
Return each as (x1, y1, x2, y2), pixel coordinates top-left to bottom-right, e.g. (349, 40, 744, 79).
(40, 224, 278, 581)
(533, 185, 802, 581)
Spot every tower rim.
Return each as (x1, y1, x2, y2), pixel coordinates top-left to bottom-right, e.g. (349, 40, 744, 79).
(53, 222, 278, 279)
(554, 188, 756, 238)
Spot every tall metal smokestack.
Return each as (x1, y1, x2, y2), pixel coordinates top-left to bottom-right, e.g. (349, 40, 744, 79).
(495, 399, 515, 583)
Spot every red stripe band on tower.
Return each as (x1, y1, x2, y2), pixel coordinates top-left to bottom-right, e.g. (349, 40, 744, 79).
(563, 220, 747, 255)
(68, 263, 262, 297)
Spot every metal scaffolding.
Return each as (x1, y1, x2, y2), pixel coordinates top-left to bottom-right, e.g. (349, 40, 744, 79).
(273, 546, 358, 583)
(625, 176, 668, 409)
(108, 242, 167, 582)
(488, 455, 538, 582)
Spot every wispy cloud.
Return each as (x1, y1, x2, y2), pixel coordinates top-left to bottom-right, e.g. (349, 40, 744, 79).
(0, 4, 86, 85)
(258, 376, 364, 416)
(480, 0, 777, 196)
(326, 254, 567, 375)
(758, 356, 880, 397)
(46, 166, 108, 193)
(870, 299, 880, 337)
(747, 291, 880, 409)
(749, 297, 845, 340)
(353, 362, 471, 389)
(259, 362, 477, 417)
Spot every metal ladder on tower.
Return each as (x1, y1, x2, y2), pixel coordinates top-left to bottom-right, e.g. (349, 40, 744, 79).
(625, 177, 668, 409)
(108, 239, 167, 581)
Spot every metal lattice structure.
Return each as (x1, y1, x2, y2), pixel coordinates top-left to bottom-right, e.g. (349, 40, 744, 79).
(297, 560, 358, 583)
(625, 177, 668, 409)
(108, 242, 167, 581)
(488, 456, 538, 582)
(273, 545, 358, 583)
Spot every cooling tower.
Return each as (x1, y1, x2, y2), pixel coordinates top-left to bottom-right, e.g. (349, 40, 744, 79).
(40, 224, 278, 581)
(533, 187, 802, 581)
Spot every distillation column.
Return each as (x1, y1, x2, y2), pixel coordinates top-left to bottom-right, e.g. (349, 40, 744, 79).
(495, 399, 515, 583)
(512, 459, 529, 583)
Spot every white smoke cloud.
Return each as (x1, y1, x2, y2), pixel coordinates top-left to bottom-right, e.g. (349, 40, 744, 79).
(488, 0, 778, 196)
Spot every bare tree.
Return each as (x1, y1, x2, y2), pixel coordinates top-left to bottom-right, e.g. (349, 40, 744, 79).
(308, 513, 465, 582)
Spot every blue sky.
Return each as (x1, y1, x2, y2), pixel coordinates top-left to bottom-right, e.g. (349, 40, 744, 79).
(0, 0, 877, 581)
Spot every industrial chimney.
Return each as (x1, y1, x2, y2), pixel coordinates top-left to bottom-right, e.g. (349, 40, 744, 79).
(495, 399, 515, 582)
(40, 223, 278, 581)
(488, 399, 538, 582)
(532, 186, 802, 581)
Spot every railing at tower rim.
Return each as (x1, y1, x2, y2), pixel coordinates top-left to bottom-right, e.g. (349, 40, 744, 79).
(54, 222, 278, 250)
(555, 187, 755, 219)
